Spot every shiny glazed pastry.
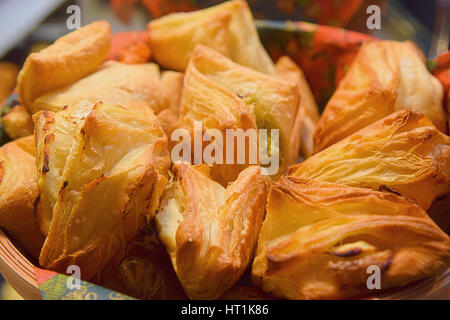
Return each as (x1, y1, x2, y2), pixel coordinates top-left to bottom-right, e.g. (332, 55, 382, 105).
(117, 231, 187, 300)
(156, 163, 269, 299)
(252, 176, 450, 300)
(275, 56, 319, 158)
(1, 104, 34, 139)
(290, 110, 450, 210)
(98, 228, 187, 300)
(156, 71, 185, 139)
(0, 137, 43, 258)
(180, 45, 301, 182)
(17, 20, 111, 113)
(147, 0, 275, 74)
(0, 61, 19, 102)
(35, 101, 170, 279)
(33, 61, 167, 114)
(178, 47, 258, 185)
(314, 40, 446, 152)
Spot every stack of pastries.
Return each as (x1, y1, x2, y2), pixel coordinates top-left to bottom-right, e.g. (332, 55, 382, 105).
(0, 0, 448, 300)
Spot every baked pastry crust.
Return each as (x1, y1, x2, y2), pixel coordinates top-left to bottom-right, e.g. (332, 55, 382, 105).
(17, 20, 111, 113)
(179, 47, 258, 185)
(0, 138, 43, 258)
(0, 61, 18, 102)
(290, 110, 450, 210)
(33, 61, 167, 114)
(156, 163, 269, 299)
(314, 40, 446, 152)
(180, 45, 301, 181)
(252, 176, 450, 300)
(35, 101, 170, 279)
(156, 71, 184, 139)
(98, 228, 187, 300)
(2, 104, 34, 139)
(276, 56, 319, 158)
(13, 135, 36, 157)
(147, 0, 275, 74)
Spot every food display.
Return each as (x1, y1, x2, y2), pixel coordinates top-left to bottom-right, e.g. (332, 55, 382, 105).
(0, 0, 448, 300)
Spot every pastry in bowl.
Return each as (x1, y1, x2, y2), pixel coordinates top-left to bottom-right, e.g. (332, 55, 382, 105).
(178, 48, 258, 185)
(35, 100, 170, 280)
(179, 45, 301, 183)
(98, 227, 187, 300)
(290, 110, 450, 210)
(314, 40, 446, 152)
(0, 137, 43, 258)
(0, 61, 19, 102)
(156, 71, 184, 139)
(32, 61, 167, 114)
(156, 163, 269, 299)
(252, 176, 450, 300)
(17, 20, 111, 113)
(147, 0, 275, 74)
(1, 104, 34, 139)
(275, 56, 319, 158)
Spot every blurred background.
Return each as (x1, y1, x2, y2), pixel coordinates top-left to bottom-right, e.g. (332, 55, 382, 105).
(0, 0, 449, 299)
(0, 0, 449, 65)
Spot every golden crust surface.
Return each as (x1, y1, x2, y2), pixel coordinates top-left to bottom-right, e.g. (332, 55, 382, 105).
(17, 20, 111, 112)
(156, 71, 185, 139)
(276, 56, 319, 158)
(252, 176, 450, 300)
(179, 47, 259, 185)
(0, 61, 19, 102)
(35, 101, 170, 279)
(314, 40, 446, 152)
(0, 139, 43, 258)
(147, 0, 275, 74)
(156, 163, 269, 299)
(33, 61, 167, 114)
(2, 104, 34, 139)
(180, 45, 300, 181)
(290, 110, 450, 210)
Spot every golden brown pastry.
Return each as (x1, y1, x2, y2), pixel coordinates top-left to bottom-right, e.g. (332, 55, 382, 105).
(314, 40, 446, 152)
(117, 230, 187, 300)
(2, 104, 34, 139)
(157, 71, 184, 139)
(33, 61, 167, 114)
(147, 0, 275, 74)
(13, 135, 36, 157)
(157, 109, 180, 142)
(276, 56, 319, 158)
(35, 100, 170, 280)
(0, 61, 19, 102)
(252, 176, 450, 300)
(0, 138, 43, 258)
(180, 45, 301, 183)
(162, 71, 184, 114)
(155, 163, 269, 299)
(179, 47, 258, 185)
(290, 110, 450, 210)
(17, 20, 111, 113)
(98, 228, 187, 300)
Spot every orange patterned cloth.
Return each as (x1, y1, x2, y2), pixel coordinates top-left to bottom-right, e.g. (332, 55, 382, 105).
(430, 51, 450, 113)
(107, 31, 151, 63)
